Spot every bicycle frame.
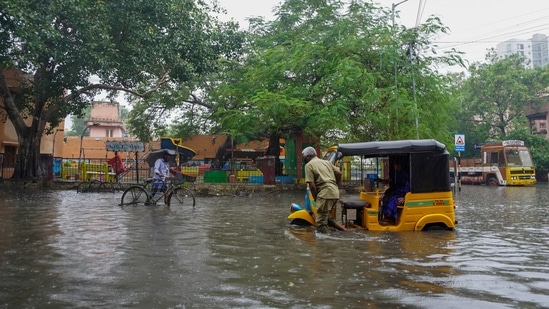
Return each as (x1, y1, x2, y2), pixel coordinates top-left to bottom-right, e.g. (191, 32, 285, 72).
(145, 179, 176, 204)
(120, 177, 195, 208)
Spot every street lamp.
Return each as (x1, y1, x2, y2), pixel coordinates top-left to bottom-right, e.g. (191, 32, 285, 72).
(78, 122, 100, 171)
(391, 0, 409, 28)
(52, 128, 64, 157)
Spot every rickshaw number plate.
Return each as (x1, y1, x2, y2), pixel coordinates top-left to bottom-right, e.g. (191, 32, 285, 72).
(346, 209, 357, 220)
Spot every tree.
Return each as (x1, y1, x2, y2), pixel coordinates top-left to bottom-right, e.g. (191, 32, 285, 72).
(0, 0, 243, 179)
(66, 107, 91, 137)
(204, 0, 463, 153)
(457, 51, 547, 142)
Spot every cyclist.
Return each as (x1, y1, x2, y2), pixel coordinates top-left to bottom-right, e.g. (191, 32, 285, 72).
(153, 153, 173, 204)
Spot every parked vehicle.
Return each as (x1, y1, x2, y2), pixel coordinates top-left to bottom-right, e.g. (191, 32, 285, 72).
(451, 140, 536, 186)
(288, 139, 456, 231)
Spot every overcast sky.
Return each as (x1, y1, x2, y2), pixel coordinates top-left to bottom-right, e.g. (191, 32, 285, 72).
(217, 0, 549, 67)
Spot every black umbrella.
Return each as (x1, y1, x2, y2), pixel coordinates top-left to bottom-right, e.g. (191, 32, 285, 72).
(145, 149, 177, 167)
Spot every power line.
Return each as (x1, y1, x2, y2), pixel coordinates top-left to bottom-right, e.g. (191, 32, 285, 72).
(433, 7, 549, 52)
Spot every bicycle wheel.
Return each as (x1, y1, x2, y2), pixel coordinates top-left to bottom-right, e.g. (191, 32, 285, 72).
(168, 187, 195, 208)
(76, 181, 90, 193)
(120, 186, 149, 206)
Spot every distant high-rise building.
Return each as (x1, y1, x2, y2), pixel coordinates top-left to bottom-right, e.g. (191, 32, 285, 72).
(531, 33, 549, 68)
(496, 38, 532, 68)
(496, 33, 549, 68)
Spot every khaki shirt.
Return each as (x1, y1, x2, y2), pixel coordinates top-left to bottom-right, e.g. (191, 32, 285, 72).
(304, 157, 339, 199)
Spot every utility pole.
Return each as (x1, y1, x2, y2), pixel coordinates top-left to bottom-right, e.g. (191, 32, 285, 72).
(392, 0, 409, 133)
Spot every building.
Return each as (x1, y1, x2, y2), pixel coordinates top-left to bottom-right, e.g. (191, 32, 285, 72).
(496, 33, 549, 68)
(526, 99, 549, 138)
(496, 38, 532, 67)
(87, 101, 126, 138)
(531, 34, 549, 68)
(496, 34, 549, 139)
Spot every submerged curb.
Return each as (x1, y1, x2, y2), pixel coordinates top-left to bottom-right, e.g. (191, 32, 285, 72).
(0, 179, 362, 196)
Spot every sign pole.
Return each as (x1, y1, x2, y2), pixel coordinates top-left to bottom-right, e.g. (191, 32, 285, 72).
(454, 133, 465, 193)
(458, 152, 461, 192)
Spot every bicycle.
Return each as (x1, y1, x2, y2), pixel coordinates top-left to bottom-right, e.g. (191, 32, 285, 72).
(77, 179, 122, 193)
(119, 175, 195, 208)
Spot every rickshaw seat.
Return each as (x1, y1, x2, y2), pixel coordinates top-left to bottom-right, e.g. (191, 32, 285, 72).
(342, 200, 369, 209)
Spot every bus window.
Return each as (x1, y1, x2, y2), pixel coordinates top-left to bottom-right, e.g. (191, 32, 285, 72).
(505, 149, 520, 166)
(517, 148, 534, 166)
(489, 152, 498, 166)
(498, 151, 505, 167)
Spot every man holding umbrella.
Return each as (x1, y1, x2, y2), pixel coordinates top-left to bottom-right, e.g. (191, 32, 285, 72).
(152, 152, 174, 204)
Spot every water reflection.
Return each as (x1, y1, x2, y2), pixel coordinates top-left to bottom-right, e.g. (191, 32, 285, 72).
(0, 185, 548, 308)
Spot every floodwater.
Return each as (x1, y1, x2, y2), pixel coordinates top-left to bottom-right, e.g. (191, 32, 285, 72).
(1, 184, 549, 309)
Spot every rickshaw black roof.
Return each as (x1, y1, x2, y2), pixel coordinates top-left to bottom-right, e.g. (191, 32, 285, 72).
(337, 139, 448, 157)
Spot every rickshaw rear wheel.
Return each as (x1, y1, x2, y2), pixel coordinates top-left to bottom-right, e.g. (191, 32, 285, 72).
(290, 219, 314, 227)
(423, 224, 448, 231)
(168, 187, 196, 208)
(120, 186, 149, 206)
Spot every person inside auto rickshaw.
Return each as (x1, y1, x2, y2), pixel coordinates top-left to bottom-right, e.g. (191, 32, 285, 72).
(380, 159, 410, 225)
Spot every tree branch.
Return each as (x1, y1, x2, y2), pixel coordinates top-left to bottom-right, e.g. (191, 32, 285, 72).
(64, 71, 171, 103)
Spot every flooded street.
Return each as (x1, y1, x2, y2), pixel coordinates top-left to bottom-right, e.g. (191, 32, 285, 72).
(1, 184, 549, 308)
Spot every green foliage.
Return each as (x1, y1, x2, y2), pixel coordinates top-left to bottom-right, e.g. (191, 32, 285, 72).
(0, 0, 243, 178)
(453, 50, 549, 161)
(66, 106, 91, 137)
(123, 17, 247, 142)
(457, 51, 546, 140)
(204, 0, 463, 149)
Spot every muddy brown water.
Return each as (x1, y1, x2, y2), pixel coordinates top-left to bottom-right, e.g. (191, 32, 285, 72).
(1, 185, 548, 308)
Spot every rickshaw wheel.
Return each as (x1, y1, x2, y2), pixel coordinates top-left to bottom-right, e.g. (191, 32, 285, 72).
(290, 219, 314, 227)
(168, 187, 196, 208)
(423, 224, 448, 231)
(120, 186, 149, 206)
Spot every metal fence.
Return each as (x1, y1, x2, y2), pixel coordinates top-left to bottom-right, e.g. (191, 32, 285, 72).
(55, 157, 151, 184)
(1, 154, 379, 185)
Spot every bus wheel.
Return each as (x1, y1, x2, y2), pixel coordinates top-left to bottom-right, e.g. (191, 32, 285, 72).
(486, 177, 498, 186)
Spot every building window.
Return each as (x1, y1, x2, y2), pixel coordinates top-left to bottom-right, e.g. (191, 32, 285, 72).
(106, 129, 113, 137)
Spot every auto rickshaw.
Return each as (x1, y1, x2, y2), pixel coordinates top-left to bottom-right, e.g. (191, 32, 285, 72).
(289, 139, 456, 232)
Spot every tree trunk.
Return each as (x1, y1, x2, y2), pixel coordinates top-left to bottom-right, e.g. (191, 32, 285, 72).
(13, 127, 43, 180)
(266, 134, 283, 176)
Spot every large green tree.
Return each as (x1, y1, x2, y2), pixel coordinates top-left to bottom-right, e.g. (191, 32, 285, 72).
(205, 0, 463, 151)
(0, 0, 242, 179)
(453, 50, 549, 161)
(458, 51, 547, 142)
